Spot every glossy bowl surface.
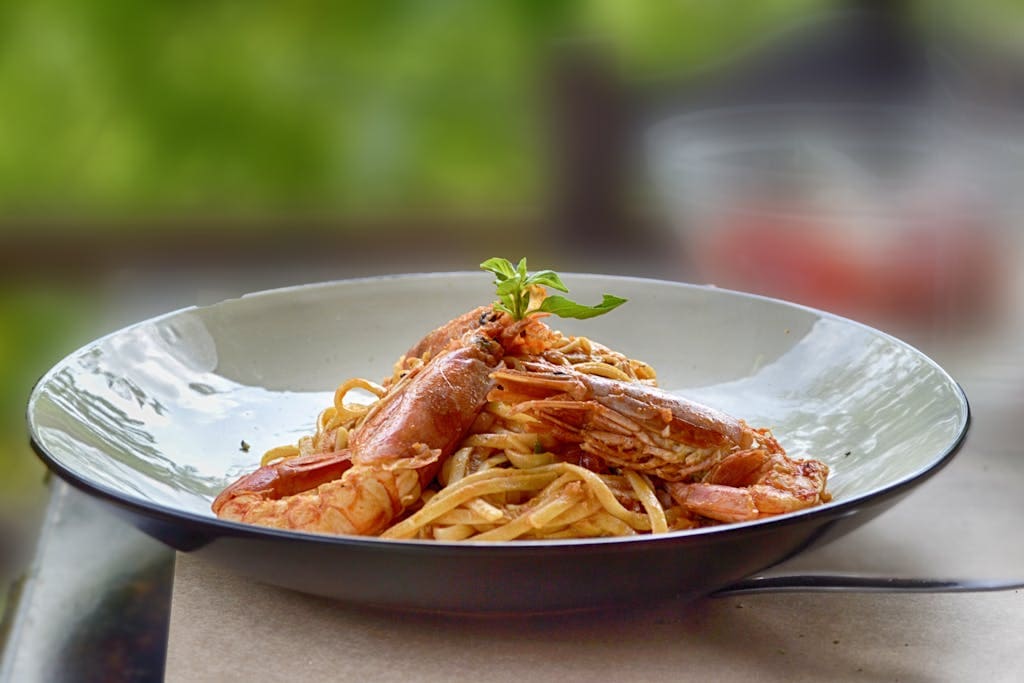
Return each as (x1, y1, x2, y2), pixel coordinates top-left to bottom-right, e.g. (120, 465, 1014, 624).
(27, 273, 969, 613)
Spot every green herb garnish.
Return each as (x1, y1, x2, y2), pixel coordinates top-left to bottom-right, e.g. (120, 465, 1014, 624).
(480, 257, 627, 321)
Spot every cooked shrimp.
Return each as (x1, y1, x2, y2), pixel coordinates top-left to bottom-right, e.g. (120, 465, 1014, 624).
(488, 361, 762, 481)
(489, 362, 829, 524)
(212, 450, 355, 513)
(667, 449, 831, 523)
(214, 331, 506, 535)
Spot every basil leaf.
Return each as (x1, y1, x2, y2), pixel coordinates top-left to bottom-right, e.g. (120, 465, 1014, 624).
(537, 294, 628, 319)
(495, 278, 524, 297)
(480, 257, 517, 281)
(481, 257, 626, 321)
(524, 270, 568, 293)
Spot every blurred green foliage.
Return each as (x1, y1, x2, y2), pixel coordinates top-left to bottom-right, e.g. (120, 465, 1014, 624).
(0, 0, 822, 220)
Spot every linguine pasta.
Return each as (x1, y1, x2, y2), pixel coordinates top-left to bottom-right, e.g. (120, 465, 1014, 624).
(215, 264, 831, 540)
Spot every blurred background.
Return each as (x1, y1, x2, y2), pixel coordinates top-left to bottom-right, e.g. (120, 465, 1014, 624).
(3, 0, 1024, 619)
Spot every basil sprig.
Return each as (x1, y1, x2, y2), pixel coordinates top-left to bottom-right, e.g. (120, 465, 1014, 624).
(480, 257, 627, 321)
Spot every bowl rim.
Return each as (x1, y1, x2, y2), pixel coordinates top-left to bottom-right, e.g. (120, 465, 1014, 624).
(26, 271, 972, 553)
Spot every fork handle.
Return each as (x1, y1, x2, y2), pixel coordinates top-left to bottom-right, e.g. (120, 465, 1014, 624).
(713, 574, 1024, 596)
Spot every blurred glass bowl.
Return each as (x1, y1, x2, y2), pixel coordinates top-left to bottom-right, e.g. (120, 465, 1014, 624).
(648, 104, 1022, 325)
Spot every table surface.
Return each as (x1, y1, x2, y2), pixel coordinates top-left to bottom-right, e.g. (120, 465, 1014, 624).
(4, 257, 1024, 682)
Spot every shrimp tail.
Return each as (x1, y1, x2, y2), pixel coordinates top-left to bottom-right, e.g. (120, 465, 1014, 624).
(211, 450, 354, 517)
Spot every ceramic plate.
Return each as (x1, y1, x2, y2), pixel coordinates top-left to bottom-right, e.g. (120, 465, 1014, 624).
(27, 273, 969, 613)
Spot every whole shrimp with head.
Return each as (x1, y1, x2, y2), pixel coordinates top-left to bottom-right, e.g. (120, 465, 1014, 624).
(212, 309, 513, 535)
(489, 361, 831, 525)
